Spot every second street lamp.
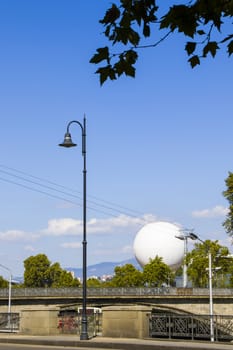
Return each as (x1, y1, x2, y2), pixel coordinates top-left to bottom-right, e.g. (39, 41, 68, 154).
(175, 231, 197, 288)
(186, 233, 214, 342)
(59, 116, 88, 340)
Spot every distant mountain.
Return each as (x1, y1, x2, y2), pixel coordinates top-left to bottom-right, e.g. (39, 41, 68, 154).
(66, 257, 141, 279)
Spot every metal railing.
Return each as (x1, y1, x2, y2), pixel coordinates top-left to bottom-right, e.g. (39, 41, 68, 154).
(149, 314, 233, 341)
(0, 287, 233, 298)
(57, 309, 102, 337)
(0, 313, 19, 333)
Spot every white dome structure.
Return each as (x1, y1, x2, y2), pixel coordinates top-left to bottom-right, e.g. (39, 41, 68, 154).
(133, 221, 184, 268)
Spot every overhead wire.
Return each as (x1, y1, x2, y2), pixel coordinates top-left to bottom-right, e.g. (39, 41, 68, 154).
(0, 175, 127, 218)
(0, 164, 149, 223)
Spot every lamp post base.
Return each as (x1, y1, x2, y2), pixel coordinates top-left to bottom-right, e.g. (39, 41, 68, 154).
(80, 317, 88, 340)
(80, 333, 89, 340)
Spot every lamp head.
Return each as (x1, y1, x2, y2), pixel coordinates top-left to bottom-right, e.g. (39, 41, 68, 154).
(59, 132, 77, 148)
(175, 235, 184, 241)
(189, 233, 198, 240)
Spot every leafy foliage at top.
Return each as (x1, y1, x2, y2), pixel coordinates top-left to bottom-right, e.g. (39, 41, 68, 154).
(104, 257, 174, 287)
(108, 263, 143, 287)
(186, 240, 233, 287)
(23, 254, 81, 288)
(0, 276, 8, 288)
(223, 171, 233, 236)
(90, 0, 233, 84)
(142, 256, 174, 287)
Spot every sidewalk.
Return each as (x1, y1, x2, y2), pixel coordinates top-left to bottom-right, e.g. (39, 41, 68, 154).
(0, 334, 233, 350)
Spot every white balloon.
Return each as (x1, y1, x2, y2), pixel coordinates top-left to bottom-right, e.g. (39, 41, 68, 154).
(133, 221, 184, 268)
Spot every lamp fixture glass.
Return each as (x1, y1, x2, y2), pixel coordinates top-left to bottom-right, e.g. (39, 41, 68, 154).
(59, 132, 77, 148)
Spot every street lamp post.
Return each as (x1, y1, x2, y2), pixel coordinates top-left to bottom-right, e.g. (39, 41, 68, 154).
(188, 233, 214, 342)
(175, 231, 197, 288)
(0, 264, 12, 328)
(59, 116, 88, 340)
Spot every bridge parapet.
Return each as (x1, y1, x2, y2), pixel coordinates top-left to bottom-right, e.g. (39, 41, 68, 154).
(0, 287, 232, 298)
(0, 287, 233, 298)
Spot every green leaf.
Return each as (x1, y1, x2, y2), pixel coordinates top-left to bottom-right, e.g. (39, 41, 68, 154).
(160, 5, 197, 37)
(100, 4, 121, 24)
(203, 41, 219, 58)
(89, 47, 110, 64)
(125, 50, 138, 64)
(125, 65, 135, 78)
(96, 66, 116, 85)
(188, 55, 200, 68)
(113, 27, 140, 45)
(143, 24, 150, 37)
(120, 12, 131, 27)
(114, 56, 136, 78)
(185, 42, 196, 55)
(228, 40, 233, 56)
(128, 28, 140, 45)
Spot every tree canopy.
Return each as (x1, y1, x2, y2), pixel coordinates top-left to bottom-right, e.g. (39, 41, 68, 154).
(90, 0, 233, 84)
(109, 263, 143, 287)
(223, 171, 233, 236)
(143, 256, 174, 287)
(186, 240, 232, 287)
(0, 276, 8, 288)
(106, 258, 174, 287)
(87, 277, 103, 288)
(23, 254, 80, 288)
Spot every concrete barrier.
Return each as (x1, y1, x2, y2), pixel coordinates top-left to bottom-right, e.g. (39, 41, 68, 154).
(20, 307, 60, 335)
(102, 305, 151, 339)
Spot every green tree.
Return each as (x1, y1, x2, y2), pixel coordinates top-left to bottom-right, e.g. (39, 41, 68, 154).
(90, 0, 233, 84)
(186, 240, 232, 287)
(223, 171, 233, 236)
(110, 263, 143, 287)
(47, 263, 80, 288)
(0, 276, 8, 288)
(87, 277, 102, 288)
(55, 270, 80, 287)
(142, 256, 174, 287)
(23, 254, 80, 288)
(24, 254, 51, 287)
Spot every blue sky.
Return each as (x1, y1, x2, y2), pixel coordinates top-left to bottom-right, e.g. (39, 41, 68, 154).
(0, 0, 232, 278)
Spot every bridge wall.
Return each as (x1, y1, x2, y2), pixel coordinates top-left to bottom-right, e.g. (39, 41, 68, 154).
(20, 307, 60, 335)
(102, 305, 150, 338)
(0, 288, 233, 337)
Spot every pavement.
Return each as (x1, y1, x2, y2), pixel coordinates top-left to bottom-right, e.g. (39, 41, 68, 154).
(0, 334, 233, 350)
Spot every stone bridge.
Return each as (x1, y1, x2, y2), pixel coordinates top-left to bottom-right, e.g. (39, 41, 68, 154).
(0, 287, 233, 338)
(0, 287, 232, 315)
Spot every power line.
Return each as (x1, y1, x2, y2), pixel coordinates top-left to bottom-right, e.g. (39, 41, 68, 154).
(0, 164, 149, 223)
(0, 164, 142, 217)
(0, 175, 120, 218)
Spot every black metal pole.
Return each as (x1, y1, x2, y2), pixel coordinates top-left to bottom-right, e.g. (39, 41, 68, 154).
(59, 117, 88, 340)
(80, 116, 88, 340)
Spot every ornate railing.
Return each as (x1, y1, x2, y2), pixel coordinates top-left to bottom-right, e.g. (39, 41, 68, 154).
(57, 309, 102, 337)
(0, 313, 20, 333)
(149, 314, 233, 341)
(0, 287, 233, 298)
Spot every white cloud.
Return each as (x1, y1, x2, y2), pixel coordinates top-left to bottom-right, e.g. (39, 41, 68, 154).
(0, 214, 157, 244)
(192, 205, 229, 218)
(121, 245, 133, 254)
(24, 245, 36, 252)
(42, 218, 82, 236)
(90, 213, 156, 233)
(0, 230, 39, 241)
(42, 214, 156, 237)
(60, 242, 82, 249)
